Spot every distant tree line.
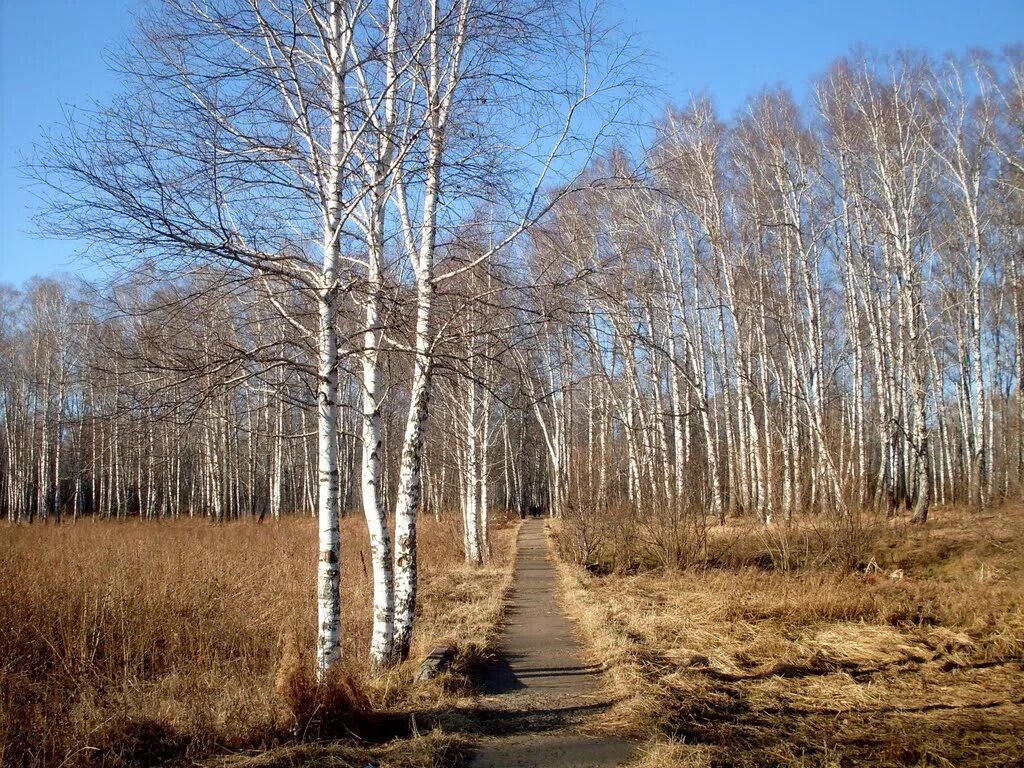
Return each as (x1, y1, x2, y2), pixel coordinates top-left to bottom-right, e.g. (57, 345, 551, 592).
(0, 271, 552, 527)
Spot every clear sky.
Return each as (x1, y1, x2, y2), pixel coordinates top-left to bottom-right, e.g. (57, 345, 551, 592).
(1, 0, 1021, 286)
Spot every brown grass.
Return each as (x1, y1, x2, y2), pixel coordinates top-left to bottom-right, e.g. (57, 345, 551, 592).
(554, 506, 1024, 768)
(0, 513, 518, 768)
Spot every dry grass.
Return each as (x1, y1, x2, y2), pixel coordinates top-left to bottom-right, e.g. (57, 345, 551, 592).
(0, 513, 518, 768)
(554, 506, 1024, 768)
(201, 731, 469, 768)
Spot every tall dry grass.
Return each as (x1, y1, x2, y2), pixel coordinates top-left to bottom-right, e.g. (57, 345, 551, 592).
(555, 506, 1024, 768)
(0, 514, 517, 768)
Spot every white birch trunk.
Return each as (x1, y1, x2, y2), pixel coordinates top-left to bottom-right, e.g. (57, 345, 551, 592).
(314, 0, 345, 679)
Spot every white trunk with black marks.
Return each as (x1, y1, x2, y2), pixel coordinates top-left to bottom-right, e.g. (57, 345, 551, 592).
(480, 387, 491, 560)
(315, 0, 345, 680)
(52, 367, 66, 520)
(362, 270, 394, 668)
(354, 0, 403, 669)
(390, 0, 468, 661)
(665, 313, 687, 504)
(271, 381, 284, 520)
(315, 292, 342, 676)
(464, 367, 482, 565)
(392, 288, 434, 659)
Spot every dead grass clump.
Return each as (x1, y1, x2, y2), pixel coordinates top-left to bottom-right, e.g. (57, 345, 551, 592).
(553, 502, 646, 572)
(657, 673, 1024, 768)
(555, 505, 1024, 767)
(201, 730, 470, 768)
(92, 716, 191, 768)
(273, 635, 372, 741)
(704, 511, 883, 573)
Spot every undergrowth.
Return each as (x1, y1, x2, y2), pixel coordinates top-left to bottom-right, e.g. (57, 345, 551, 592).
(554, 505, 1024, 768)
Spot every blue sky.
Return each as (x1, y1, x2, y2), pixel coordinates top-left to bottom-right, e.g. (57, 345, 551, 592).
(1, 0, 1022, 286)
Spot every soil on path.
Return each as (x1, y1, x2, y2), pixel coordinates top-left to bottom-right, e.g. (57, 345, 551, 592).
(466, 519, 634, 767)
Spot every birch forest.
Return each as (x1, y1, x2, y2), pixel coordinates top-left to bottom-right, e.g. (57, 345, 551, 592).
(3, 0, 1023, 682)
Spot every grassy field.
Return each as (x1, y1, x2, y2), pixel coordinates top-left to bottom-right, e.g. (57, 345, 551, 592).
(0, 514, 518, 768)
(555, 506, 1024, 768)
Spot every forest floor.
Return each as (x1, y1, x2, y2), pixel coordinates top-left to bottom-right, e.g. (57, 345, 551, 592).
(554, 505, 1024, 768)
(0, 514, 520, 768)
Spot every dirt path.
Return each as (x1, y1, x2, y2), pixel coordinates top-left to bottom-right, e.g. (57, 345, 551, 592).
(466, 519, 634, 767)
